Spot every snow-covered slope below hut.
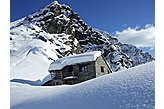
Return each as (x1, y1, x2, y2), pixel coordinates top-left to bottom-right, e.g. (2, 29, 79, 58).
(11, 61, 155, 109)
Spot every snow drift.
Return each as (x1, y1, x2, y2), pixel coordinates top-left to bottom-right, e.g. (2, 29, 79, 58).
(11, 61, 155, 109)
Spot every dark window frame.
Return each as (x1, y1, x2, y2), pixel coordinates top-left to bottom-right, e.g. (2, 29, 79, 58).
(79, 64, 88, 72)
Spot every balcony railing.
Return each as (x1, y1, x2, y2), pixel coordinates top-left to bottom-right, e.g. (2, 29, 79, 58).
(51, 71, 76, 80)
(66, 72, 75, 76)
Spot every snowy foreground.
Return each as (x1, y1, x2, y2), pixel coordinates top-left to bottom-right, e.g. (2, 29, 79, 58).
(11, 61, 155, 109)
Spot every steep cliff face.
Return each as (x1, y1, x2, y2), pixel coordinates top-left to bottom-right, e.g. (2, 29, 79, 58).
(10, 1, 154, 72)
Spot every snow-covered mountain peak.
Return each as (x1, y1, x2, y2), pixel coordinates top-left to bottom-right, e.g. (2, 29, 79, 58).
(51, 1, 60, 5)
(10, 1, 154, 84)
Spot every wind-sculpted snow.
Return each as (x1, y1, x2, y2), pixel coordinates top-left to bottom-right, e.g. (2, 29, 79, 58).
(11, 61, 155, 109)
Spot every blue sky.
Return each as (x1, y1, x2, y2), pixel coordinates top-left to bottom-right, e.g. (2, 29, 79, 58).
(10, 0, 155, 56)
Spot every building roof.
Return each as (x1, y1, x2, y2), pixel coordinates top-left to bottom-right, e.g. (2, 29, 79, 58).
(49, 51, 102, 70)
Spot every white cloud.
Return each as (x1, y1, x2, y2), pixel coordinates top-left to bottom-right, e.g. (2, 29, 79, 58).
(115, 24, 155, 49)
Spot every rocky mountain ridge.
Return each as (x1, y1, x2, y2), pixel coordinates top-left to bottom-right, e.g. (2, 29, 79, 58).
(10, 1, 154, 72)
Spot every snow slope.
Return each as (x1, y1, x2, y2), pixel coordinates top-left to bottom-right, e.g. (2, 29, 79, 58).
(10, 22, 75, 85)
(11, 61, 155, 109)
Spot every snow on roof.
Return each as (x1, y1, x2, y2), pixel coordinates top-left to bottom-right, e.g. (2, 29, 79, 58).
(49, 51, 102, 70)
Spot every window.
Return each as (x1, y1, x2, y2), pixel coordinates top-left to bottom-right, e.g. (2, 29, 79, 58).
(79, 65, 88, 72)
(100, 66, 104, 72)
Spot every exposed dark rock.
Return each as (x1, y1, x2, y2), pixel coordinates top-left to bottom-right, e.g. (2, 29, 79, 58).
(38, 36, 47, 42)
